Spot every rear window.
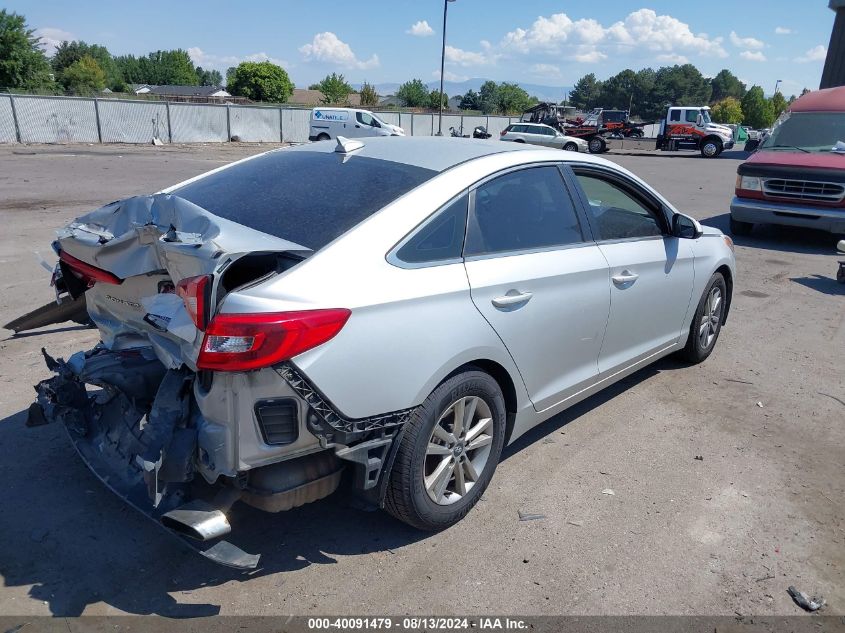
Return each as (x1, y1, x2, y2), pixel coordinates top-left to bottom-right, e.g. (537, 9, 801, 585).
(174, 150, 436, 251)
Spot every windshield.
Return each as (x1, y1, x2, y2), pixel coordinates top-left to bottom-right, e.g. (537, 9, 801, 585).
(174, 150, 436, 250)
(760, 111, 845, 152)
(371, 113, 388, 127)
(701, 109, 712, 125)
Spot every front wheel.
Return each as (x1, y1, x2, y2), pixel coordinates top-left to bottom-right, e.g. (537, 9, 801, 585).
(316, 133, 330, 141)
(384, 370, 506, 531)
(563, 142, 578, 152)
(700, 138, 723, 158)
(678, 273, 728, 364)
(729, 215, 753, 236)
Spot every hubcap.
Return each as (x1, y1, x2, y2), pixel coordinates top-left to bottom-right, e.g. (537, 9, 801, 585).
(424, 396, 494, 506)
(698, 286, 722, 349)
(703, 143, 718, 157)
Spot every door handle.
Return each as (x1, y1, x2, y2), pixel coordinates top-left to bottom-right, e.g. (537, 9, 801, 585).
(612, 270, 639, 286)
(492, 291, 533, 309)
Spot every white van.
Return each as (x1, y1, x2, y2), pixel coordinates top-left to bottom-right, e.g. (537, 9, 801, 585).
(309, 108, 404, 141)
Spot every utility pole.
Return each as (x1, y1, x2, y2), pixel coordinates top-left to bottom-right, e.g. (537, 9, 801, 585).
(437, 0, 457, 136)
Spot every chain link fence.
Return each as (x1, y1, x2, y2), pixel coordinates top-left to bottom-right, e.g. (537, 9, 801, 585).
(0, 93, 521, 145)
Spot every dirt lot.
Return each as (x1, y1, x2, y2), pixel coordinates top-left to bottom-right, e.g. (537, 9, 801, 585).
(0, 143, 842, 617)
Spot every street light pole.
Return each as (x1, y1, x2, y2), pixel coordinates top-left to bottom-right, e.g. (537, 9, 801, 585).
(437, 0, 456, 136)
(774, 79, 782, 95)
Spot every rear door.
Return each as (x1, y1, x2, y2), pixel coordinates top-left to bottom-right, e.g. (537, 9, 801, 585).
(463, 164, 610, 411)
(569, 166, 695, 374)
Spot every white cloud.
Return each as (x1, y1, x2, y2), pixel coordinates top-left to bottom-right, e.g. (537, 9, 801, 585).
(774, 26, 792, 35)
(795, 45, 827, 63)
(656, 53, 689, 64)
(407, 20, 434, 37)
(445, 44, 495, 66)
(33, 27, 74, 56)
(529, 63, 561, 76)
(740, 50, 767, 62)
(299, 32, 379, 69)
(494, 8, 726, 62)
(432, 69, 469, 82)
(188, 47, 289, 73)
(730, 31, 765, 50)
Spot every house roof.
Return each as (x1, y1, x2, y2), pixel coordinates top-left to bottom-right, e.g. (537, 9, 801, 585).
(145, 85, 230, 97)
(288, 88, 361, 106)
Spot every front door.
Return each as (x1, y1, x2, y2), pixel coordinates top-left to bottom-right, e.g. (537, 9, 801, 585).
(463, 165, 610, 411)
(570, 168, 696, 374)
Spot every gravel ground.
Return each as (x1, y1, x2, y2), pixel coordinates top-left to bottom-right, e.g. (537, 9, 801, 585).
(0, 143, 841, 617)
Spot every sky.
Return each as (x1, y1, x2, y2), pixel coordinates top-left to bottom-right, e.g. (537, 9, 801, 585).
(8, 0, 833, 95)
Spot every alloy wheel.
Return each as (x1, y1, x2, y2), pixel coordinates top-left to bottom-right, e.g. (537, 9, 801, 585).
(698, 286, 722, 349)
(424, 396, 494, 506)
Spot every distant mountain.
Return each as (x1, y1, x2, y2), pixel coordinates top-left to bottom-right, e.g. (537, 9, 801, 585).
(352, 78, 573, 103)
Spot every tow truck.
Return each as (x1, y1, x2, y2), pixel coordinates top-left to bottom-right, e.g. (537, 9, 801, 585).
(520, 103, 735, 157)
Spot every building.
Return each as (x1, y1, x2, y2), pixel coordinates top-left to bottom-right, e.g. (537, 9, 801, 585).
(822, 0, 845, 88)
(133, 85, 231, 98)
(288, 88, 362, 106)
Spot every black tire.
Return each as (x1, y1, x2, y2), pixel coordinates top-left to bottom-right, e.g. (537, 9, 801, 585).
(729, 215, 753, 236)
(678, 273, 728, 364)
(317, 133, 330, 141)
(628, 129, 643, 138)
(513, 138, 525, 143)
(837, 265, 845, 285)
(384, 370, 506, 531)
(588, 137, 606, 153)
(563, 142, 578, 152)
(700, 137, 723, 158)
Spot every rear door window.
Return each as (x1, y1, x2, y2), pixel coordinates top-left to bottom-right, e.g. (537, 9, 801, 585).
(394, 194, 468, 264)
(465, 166, 585, 256)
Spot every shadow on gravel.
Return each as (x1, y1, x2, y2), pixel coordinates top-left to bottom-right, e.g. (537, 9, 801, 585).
(791, 274, 845, 296)
(0, 357, 681, 617)
(701, 212, 840, 256)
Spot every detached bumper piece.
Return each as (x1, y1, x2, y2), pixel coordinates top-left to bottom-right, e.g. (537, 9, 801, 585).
(276, 363, 415, 504)
(30, 347, 259, 570)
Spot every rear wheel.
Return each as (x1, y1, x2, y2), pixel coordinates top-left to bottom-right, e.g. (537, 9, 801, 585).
(384, 370, 506, 531)
(317, 133, 330, 141)
(678, 273, 727, 364)
(563, 142, 578, 152)
(588, 137, 606, 153)
(729, 215, 753, 236)
(513, 138, 525, 143)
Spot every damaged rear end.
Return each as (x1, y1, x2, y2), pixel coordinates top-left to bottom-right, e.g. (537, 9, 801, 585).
(31, 193, 350, 569)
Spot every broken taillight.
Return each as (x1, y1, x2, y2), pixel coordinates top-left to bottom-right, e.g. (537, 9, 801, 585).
(59, 251, 122, 287)
(176, 274, 211, 330)
(196, 309, 351, 372)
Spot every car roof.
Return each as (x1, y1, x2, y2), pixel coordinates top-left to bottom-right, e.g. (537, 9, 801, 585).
(790, 86, 845, 113)
(282, 136, 535, 172)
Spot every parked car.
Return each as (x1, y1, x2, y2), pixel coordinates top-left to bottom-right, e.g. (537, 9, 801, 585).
(309, 107, 404, 141)
(500, 122, 588, 152)
(730, 86, 845, 235)
(31, 137, 735, 569)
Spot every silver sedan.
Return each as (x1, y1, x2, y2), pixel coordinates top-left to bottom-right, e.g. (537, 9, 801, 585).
(32, 136, 735, 568)
(500, 122, 588, 151)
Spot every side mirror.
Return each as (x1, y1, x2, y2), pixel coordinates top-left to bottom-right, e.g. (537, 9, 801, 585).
(673, 213, 703, 239)
(696, 114, 703, 126)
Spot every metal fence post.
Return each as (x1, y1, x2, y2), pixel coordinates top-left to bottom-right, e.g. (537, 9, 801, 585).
(226, 104, 231, 142)
(93, 97, 103, 143)
(165, 101, 172, 143)
(8, 93, 22, 143)
(279, 106, 284, 142)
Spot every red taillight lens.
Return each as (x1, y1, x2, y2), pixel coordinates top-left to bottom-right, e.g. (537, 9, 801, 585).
(196, 309, 351, 371)
(176, 275, 211, 330)
(59, 251, 122, 286)
(500, 129, 507, 136)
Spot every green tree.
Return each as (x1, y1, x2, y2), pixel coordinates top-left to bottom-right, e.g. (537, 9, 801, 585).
(396, 79, 429, 107)
(495, 82, 532, 114)
(770, 92, 788, 119)
(227, 61, 292, 102)
(598, 69, 638, 110)
(710, 69, 746, 102)
(359, 81, 378, 107)
(0, 10, 54, 90)
(741, 86, 775, 129)
(652, 64, 712, 110)
(459, 89, 479, 110)
(53, 41, 122, 90)
(569, 73, 602, 110)
(478, 80, 499, 114)
(317, 72, 352, 104)
(710, 97, 744, 124)
(113, 50, 198, 86)
(62, 55, 106, 94)
(195, 66, 222, 86)
(428, 89, 448, 110)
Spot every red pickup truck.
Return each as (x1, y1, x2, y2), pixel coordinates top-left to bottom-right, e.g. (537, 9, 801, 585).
(730, 86, 845, 235)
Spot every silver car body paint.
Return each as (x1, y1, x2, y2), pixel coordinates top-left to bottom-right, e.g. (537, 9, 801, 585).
(50, 138, 735, 483)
